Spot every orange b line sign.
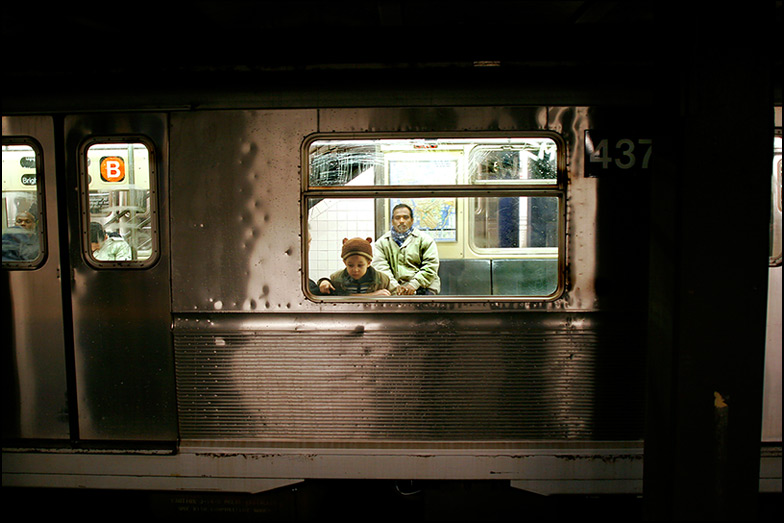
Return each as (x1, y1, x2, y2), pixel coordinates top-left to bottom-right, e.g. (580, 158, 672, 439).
(100, 156, 126, 182)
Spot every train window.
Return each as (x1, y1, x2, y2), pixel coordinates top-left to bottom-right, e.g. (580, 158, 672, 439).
(81, 140, 158, 267)
(304, 135, 564, 299)
(772, 134, 782, 265)
(2, 140, 46, 267)
(308, 137, 559, 187)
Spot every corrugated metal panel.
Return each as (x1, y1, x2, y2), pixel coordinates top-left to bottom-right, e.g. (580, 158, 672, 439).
(175, 323, 643, 441)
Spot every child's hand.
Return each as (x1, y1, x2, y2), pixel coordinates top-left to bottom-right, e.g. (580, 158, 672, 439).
(372, 289, 391, 296)
(319, 280, 335, 294)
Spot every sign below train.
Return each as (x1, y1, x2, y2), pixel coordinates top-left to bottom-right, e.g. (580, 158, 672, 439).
(584, 131, 652, 177)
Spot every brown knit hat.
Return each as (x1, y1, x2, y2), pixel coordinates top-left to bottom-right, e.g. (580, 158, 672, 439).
(341, 237, 373, 261)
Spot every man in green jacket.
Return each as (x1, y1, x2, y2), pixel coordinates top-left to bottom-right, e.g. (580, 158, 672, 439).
(372, 203, 440, 295)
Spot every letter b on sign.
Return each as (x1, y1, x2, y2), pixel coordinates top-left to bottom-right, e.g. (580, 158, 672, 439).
(100, 156, 126, 182)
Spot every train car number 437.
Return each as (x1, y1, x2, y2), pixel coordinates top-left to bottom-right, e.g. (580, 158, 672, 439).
(585, 130, 653, 177)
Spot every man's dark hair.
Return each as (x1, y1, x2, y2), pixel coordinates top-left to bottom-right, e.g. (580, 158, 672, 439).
(89, 222, 105, 243)
(392, 203, 414, 218)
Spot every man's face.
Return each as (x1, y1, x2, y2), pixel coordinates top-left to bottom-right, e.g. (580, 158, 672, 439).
(15, 214, 34, 230)
(344, 254, 369, 280)
(392, 207, 413, 234)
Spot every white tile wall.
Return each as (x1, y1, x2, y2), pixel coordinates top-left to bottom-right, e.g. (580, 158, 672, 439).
(308, 198, 377, 281)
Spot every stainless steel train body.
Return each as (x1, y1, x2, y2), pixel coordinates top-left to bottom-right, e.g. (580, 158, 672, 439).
(3, 100, 781, 496)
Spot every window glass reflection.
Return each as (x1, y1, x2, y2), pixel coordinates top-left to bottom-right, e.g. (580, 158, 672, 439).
(308, 137, 558, 187)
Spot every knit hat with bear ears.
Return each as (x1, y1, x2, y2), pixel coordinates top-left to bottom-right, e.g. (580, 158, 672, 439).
(341, 237, 373, 261)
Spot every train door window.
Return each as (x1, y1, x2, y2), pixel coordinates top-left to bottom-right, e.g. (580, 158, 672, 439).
(304, 135, 564, 299)
(2, 140, 46, 267)
(80, 139, 158, 267)
(772, 134, 782, 265)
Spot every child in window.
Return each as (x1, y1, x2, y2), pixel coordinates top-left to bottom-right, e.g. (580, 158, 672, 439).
(318, 237, 394, 296)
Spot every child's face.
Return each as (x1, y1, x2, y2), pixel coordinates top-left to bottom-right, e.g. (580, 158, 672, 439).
(344, 254, 369, 280)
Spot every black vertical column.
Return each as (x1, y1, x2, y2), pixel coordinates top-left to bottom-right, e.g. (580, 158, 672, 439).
(644, 3, 775, 520)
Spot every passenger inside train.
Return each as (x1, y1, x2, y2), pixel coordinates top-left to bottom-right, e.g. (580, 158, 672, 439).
(372, 203, 441, 295)
(89, 221, 132, 261)
(1, 211, 39, 261)
(317, 237, 394, 296)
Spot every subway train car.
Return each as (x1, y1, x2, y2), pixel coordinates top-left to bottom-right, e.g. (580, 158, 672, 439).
(1, 104, 649, 487)
(1, 5, 780, 519)
(4, 105, 781, 493)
